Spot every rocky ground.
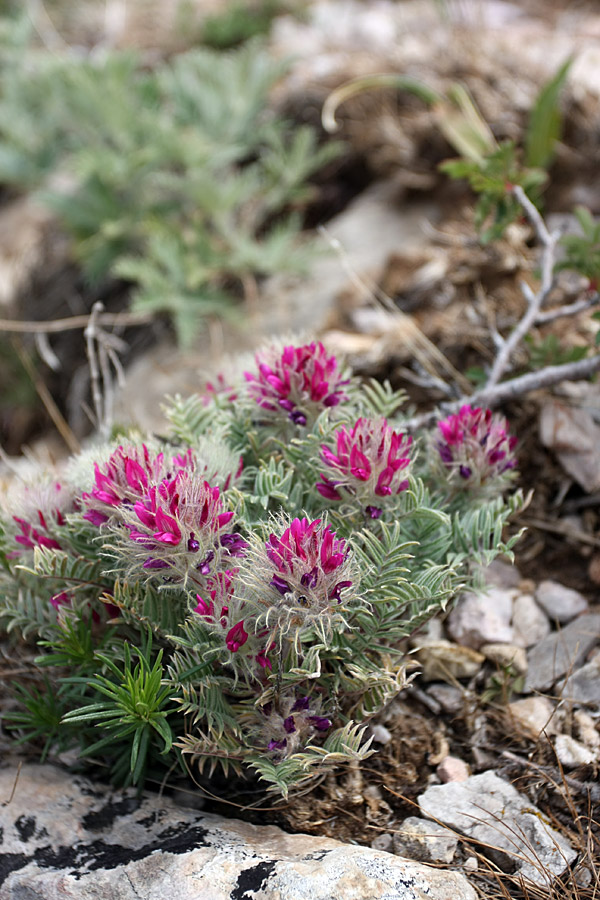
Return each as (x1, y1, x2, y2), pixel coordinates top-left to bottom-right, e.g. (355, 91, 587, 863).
(1, 1, 600, 898)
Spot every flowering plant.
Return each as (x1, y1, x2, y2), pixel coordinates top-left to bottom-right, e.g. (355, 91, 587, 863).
(0, 340, 523, 797)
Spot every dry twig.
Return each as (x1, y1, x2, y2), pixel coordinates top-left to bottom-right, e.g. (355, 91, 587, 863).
(84, 302, 127, 441)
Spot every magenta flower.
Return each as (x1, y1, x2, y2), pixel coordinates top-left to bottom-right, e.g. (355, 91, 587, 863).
(435, 404, 518, 489)
(12, 481, 70, 553)
(244, 341, 348, 426)
(14, 516, 62, 551)
(81, 444, 180, 526)
(260, 692, 332, 757)
(225, 620, 249, 652)
(194, 569, 238, 621)
(317, 418, 412, 515)
(50, 591, 71, 611)
(202, 372, 238, 406)
(127, 472, 236, 579)
(194, 570, 274, 669)
(255, 518, 356, 645)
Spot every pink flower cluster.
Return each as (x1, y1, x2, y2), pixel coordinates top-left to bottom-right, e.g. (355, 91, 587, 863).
(244, 341, 348, 426)
(435, 404, 517, 488)
(82, 444, 247, 582)
(82, 445, 196, 527)
(12, 482, 69, 553)
(266, 517, 352, 607)
(317, 418, 412, 518)
(194, 569, 275, 670)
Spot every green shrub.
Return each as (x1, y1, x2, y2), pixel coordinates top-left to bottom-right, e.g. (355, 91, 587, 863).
(0, 339, 524, 797)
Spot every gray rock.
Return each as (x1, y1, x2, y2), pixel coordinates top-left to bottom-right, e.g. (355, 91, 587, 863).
(426, 683, 465, 714)
(415, 640, 484, 682)
(535, 580, 588, 623)
(511, 593, 551, 649)
(556, 654, 600, 704)
(392, 816, 458, 864)
(418, 771, 576, 886)
(447, 588, 515, 649)
(477, 558, 522, 589)
(0, 763, 478, 900)
(524, 614, 600, 692)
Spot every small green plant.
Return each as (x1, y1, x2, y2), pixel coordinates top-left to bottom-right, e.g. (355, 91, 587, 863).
(524, 333, 588, 370)
(201, 0, 291, 49)
(0, 19, 341, 344)
(323, 60, 572, 244)
(439, 58, 572, 242)
(0, 340, 524, 797)
(559, 206, 600, 292)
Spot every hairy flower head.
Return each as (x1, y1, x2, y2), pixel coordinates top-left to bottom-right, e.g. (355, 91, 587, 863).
(317, 417, 412, 516)
(434, 404, 518, 491)
(125, 470, 244, 583)
(81, 441, 242, 528)
(5, 479, 74, 554)
(239, 517, 359, 649)
(244, 341, 348, 427)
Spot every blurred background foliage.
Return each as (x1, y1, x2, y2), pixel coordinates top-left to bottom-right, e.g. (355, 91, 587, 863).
(0, 4, 337, 345)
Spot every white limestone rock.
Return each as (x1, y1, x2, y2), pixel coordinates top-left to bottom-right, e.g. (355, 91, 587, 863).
(415, 640, 484, 682)
(508, 696, 558, 739)
(0, 763, 478, 900)
(480, 642, 527, 675)
(392, 816, 458, 865)
(554, 734, 598, 767)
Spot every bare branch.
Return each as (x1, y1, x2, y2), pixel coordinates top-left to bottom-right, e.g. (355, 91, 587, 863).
(484, 185, 559, 389)
(473, 353, 600, 406)
(11, 338, 80, 454)
(404, 353, 600, 431)
(535, 292, 600, 325)
(84, 302, 128, 441)
(0, 310, 155, 335)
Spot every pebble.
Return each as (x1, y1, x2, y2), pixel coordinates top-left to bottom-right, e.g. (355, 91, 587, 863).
(480, 642, 528, 675)
(511, 593, 551, 649)
(436, 756, 470, 783)
(416, 640, 485, 682)
(370, 723, 392, 744)
(573, 710, 600, 750)
(392, 816, 458, 865)
(554, 733, 597, 767)
(507, 697, 558, 739)
(477, 558, 522, 589)
(447, 588, 515, 649)
(523, 613, 600, 692)
(463, 857, 478, 872)
(535, 580, 588, 623)
(371, 832, 393, 852)
(426, 683, 465, 715)
(556, 655, 600, 704)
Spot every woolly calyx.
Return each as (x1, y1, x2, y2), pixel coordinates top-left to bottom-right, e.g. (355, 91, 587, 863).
(316, 417, 412, 514)
(244, 341, 349, 427)
(433, 404, 518, 492)
(240, 516, 360, 650)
